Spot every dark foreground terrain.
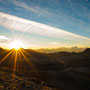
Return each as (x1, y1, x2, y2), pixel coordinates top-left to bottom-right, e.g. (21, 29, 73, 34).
(0, 48, 90, 90)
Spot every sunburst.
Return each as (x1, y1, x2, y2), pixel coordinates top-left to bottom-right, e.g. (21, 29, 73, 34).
(0, 39, 36, 71)
(10, 40, 24, 50)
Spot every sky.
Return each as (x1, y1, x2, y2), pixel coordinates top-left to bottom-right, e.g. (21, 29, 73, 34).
(0, 0, 90, 49)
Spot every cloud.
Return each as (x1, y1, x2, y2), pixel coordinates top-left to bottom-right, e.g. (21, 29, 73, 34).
(0, 12, 90, 48)
(13, 0, 38, 13)
(13, 0, 90, 33)
(0, 35, 10, 47)
(50, 42, 61, 45)
(12, 0, 52, 17)
(0, 12, 90, 41)
(0, 35, 9, 40)
(1, 0, 90, 33)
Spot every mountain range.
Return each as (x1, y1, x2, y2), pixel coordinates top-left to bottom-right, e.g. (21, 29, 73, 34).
(0, 47, 90, 90)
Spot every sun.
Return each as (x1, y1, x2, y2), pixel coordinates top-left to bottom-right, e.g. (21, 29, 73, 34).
(10, 40, 24, 50)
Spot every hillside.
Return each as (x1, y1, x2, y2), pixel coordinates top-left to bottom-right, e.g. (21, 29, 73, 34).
(0, 48, 90, 90)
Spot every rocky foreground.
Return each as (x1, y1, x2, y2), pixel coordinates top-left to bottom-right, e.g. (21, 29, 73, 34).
(0, 67, 90, 90)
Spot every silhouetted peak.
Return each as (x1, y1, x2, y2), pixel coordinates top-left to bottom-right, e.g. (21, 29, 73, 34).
(0, 47, 3, 50)
(0, 47, 6, 52)
(83, 48, 90, 53)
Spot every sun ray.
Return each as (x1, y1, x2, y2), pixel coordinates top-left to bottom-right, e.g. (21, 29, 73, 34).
(7, 49, 15, 68)
(11, 50, 15, 59)
(12, 30, 16, 41)
(20, 50, 32, 66)
(13, 50, 17, 73)
(19, 32, 25, 42)
(17, 50, 23, 69)
(0, 49, 13, 64)
(11, 50, 18, 90)
(21, 49, 39, 61)
(19, 50, 36, 71)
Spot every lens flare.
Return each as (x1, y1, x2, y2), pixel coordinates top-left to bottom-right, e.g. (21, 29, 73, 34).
(10, 40, 24, 50)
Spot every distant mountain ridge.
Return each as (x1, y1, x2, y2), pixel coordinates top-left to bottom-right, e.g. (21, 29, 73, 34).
(83, 48, 90, 53)
(22, 47, 90, 68)
(36, 47, 86, 53)
(0, 48, 90, 70)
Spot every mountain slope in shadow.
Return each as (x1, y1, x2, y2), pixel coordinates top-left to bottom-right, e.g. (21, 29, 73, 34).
(0, 48, 90, 90)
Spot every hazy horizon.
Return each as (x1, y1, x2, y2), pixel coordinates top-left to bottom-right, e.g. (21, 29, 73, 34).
(0, 46, 87, 53)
